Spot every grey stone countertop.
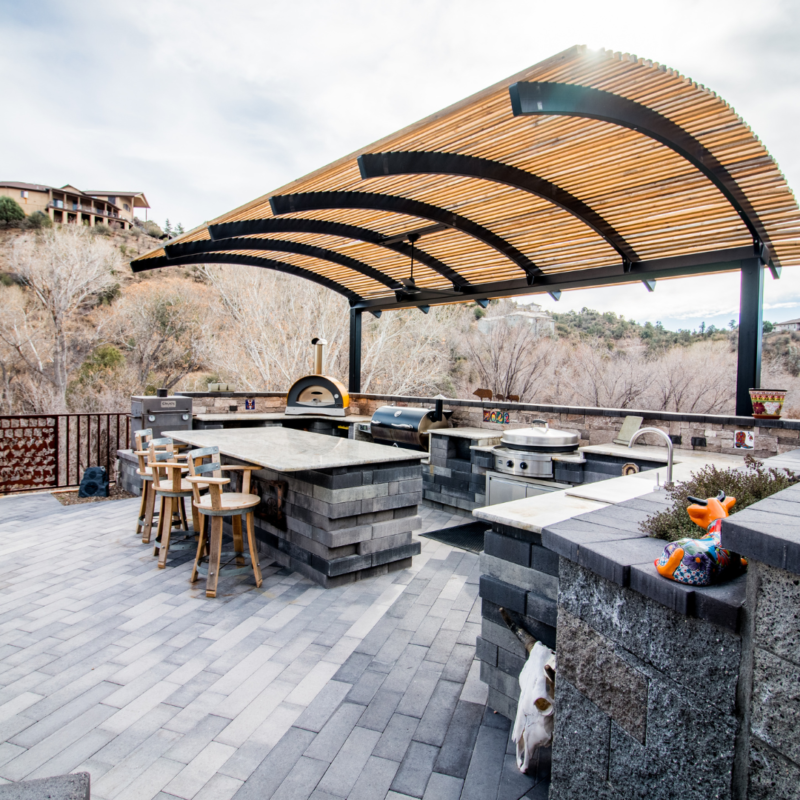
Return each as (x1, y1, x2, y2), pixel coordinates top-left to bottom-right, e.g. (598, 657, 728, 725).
(430, 427, 503, 441)
(162, 427, 424, 472)
(472, 446, 763, 631)
(721, 449, 800, 575)
(193, 412, 373, 424)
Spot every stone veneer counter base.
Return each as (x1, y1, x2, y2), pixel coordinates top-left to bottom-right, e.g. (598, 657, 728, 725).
(164, 427, 424, 587)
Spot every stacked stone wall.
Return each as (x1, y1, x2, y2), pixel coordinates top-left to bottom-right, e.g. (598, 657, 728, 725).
(549, 559, 742, 800)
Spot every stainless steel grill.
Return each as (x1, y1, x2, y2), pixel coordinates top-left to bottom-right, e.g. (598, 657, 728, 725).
(370, 402, 452, 451)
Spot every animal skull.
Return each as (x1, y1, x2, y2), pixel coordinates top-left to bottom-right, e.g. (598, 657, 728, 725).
(513, 641, 557, 773)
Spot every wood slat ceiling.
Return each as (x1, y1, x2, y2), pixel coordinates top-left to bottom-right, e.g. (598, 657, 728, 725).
(133, 46, 800, 307)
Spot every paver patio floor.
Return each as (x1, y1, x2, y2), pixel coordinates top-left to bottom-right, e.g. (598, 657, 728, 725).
(0, 493, 547, 800)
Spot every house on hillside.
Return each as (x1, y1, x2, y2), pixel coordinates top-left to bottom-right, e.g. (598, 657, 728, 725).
(0, 182, 149, 230)
(476, 303, 555, 337)
(774, 318, 800, 332)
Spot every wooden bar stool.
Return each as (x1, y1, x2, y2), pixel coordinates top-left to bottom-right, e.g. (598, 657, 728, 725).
(133, 428, 155, 539)
(149, 440, 203, 569)
(186, 446, 263, 598)
(134, 431, 188, 543)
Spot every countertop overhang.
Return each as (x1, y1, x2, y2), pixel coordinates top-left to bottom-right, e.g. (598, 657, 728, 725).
(163, 427, 424, 473)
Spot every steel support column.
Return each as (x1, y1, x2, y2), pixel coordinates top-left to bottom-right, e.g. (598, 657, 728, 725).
(349, 308, 362, 394)
(736, 258, 764, 416)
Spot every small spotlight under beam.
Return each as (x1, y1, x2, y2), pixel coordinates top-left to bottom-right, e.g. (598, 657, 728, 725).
(642, 279, 656, 292)
(476, 299, 489, 308)
(548, 291, 562, 301)
(369, 310, 382, 318)
(419, 305, 431, 314)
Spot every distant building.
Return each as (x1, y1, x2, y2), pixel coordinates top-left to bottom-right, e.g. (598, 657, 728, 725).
(774, 318, 800, 332)
(477, 303, 555, 337)
(0, 182, 149, 230)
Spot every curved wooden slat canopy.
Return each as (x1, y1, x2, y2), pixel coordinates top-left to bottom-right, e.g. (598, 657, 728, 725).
(133, 45, 800, 310)
(356, 151, 639, 263)
(134, 252, 362, 302)
(164, 237, 403, 290)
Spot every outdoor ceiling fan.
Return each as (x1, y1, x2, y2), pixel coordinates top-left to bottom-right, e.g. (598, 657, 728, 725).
(395, 234, 461, 300)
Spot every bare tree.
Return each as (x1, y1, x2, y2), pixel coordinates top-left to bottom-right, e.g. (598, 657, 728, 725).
(107, 277, 211, 391)
(465, 303, 552, 400)
(7, 227, 121, 411)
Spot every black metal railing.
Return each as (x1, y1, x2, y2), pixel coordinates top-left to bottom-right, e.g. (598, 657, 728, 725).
(0, 413, 130, 494)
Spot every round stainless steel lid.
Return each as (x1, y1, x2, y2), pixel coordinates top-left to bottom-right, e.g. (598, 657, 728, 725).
(500, 421, 579, 451)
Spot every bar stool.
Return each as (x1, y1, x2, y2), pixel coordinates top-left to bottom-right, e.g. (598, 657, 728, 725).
(134, 433, 188, 543)
(133, 428, 156, 539)
(186, 446, 263, 598)
(149, 440, 204, 569)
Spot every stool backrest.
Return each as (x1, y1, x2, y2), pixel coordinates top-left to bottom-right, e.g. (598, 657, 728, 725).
(148, 438, 182, 491)
(133, 428, 153, 474)
(187, 446, 224, 508)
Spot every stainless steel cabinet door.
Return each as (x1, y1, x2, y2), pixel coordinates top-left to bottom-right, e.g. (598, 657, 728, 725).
(487, 474, 527, 505)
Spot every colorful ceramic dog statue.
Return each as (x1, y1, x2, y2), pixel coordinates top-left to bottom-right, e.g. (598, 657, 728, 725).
(654, 490, 747, 586)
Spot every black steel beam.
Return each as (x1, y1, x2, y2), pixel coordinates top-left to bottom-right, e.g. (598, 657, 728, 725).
(348, 308, 362, 393)
(207, 218, 467, 288)
(130, 253, 362, 304)
(357, 151, 638, 262)
(736, 258, 763, 416)
(350, 246, 760, 311)
(509, 81, 776, 267)
(164, 237, 401, 290)
(269, 191, 541, 281)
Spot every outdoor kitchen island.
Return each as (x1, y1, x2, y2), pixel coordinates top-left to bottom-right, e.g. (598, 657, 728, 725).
(163, 426, 424, 587)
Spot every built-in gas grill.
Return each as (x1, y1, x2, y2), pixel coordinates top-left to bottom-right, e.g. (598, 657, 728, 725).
(370, 401, 453, 451)
(285, 338, 351, 417)
(492, 419, 579, 478)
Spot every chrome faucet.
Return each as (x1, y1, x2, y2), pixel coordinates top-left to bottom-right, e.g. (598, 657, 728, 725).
(628, 427, 673, 487)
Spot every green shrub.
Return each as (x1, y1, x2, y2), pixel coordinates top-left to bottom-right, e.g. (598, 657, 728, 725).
(641, 455, 800, 541)
(75, 344, 125, 385)
(93, 223, 112, 236)
(23, 210, 53, 229)
(142, 220, 164, 239)
(0, 196, 25, 222)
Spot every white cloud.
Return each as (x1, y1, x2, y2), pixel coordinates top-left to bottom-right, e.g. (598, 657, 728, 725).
(1, 0, 798, 326)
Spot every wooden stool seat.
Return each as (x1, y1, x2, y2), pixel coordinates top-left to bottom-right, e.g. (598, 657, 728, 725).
(186, 446, 263, 598)
(155, 478, 208, 495)
(194, 492, 260, 515)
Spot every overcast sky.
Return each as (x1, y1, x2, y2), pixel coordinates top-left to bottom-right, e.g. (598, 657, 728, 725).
(2, 0, 799, 330)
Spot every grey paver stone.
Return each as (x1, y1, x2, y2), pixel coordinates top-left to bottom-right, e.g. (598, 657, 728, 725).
(412, 680, 462, 747)
(303, 702, 365, 763)
(315, 726, 381, 796)
(374, 714, 419, 763)
(390, 741, 440, 798)
(422, 771, 464, 800)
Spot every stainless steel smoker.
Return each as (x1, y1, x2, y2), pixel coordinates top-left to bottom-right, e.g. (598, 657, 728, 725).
(130, 394, 192, 447)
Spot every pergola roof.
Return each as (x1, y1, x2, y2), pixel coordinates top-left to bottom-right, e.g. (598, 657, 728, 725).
(132, 45, 800, 310)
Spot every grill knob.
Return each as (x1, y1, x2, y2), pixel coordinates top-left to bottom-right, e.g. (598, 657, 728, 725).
(506, 460, 514, 468)
(520, 462, 528, 470)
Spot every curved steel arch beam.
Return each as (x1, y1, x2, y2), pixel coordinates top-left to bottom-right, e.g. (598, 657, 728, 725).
(509, 81, 774, 264)
(164, 237, 402, 290)
(357, 151, 638, 262)
(129, 252, 362, 304)
(269, 191, 541, 281)
(208, 218, 468, 288)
